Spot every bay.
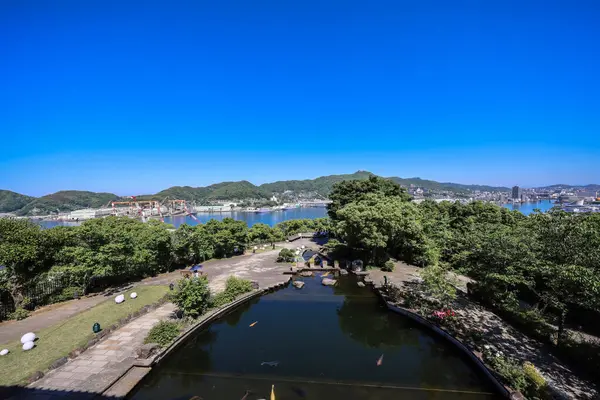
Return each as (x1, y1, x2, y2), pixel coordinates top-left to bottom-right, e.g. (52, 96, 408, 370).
(37, 207, 328, 229)
(502, 199, 556, 216)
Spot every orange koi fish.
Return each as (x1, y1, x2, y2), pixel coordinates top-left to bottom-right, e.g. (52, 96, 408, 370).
(249, 321, 258, 327)
(376, 354, 384, 366)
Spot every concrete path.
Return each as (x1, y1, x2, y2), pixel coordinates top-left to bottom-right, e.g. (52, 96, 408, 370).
(28, 304, 176, 396)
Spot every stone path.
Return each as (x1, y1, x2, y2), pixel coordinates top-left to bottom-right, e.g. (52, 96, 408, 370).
(27, 304, 176, 396)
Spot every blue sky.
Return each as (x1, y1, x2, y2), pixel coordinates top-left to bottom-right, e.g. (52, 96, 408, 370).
(1, 0, 599, 196)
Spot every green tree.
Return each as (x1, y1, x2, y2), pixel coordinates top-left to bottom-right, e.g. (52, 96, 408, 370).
(328, 175, 411, 220)
(172, 276, 211, 318)
(0, 219, 48, 306)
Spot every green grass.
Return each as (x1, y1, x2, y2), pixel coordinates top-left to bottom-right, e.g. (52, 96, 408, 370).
(0, 285, 169, 386)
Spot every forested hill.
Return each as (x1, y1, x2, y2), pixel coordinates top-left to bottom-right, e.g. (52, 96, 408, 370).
(2, 171, 595, 216)
(0, 190, 35, 213)
(15, 191, 121, 216)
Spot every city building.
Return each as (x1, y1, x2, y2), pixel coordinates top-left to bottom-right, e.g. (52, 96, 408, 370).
(512, 186, 522, 200)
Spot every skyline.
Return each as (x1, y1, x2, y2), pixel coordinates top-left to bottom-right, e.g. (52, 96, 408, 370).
(2, 0, 599, 196)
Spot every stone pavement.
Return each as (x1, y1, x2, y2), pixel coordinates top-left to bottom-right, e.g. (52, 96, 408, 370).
(27, 303, 176, 396)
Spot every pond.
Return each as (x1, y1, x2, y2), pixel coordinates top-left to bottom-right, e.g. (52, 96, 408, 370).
(129, 276, 500, 400)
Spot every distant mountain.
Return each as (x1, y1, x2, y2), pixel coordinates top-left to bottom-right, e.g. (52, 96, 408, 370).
(0, 190, 35, 213)
(260, 171, 373, 196)
(15, 191, 120, 216)
(2, 172, 596, 216)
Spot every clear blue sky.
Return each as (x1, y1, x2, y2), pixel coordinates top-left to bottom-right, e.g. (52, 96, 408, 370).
(1, 0, 599, 196)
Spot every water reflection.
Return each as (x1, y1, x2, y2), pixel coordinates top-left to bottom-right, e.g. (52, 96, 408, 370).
(130, 277, 499, 400)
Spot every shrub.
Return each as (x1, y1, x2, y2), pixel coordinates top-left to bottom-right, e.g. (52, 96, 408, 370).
(9, 308, 30, 321)
(421, 264, 457, 307)
(484, 351, 527, 393)
(144, 321, 181, 347)
(522, 362, 548, 397)
(382, 260, 395, 272)
(211, 276, 254, 308)
(277, 248, 296, 263)
(171, 277, 211, 318)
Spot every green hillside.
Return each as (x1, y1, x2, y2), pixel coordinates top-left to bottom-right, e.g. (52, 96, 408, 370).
(0, 190, 35, 213)
(260, 171, 374, 196)
(16, 191, 120, 216)
(206, 181, 269, 200)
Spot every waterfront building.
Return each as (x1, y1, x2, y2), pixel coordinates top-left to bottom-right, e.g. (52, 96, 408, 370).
(512, 186, 522, 200)
(69, 208, 112, 220)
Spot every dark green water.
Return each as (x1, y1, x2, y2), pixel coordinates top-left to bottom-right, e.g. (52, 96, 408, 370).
(130, 277, 499, 400)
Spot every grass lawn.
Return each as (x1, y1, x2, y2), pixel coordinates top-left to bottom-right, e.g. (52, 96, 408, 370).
(0, 285, 169, 386)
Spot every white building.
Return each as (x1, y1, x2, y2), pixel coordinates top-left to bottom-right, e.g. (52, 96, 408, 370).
(69, 208, 112, 220)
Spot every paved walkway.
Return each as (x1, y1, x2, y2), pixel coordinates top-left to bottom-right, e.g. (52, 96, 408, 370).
(28, 304, 176, 396)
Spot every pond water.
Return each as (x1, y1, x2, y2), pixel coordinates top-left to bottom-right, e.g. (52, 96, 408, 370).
(130, 277, 499, 400)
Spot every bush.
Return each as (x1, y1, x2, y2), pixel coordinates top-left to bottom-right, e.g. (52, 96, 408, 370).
(144, 321, 181, 347)
(9, 308, 30, 321)
(171, 277, 211, 318)
(485, 352, 527, 393)
(523, 362, 549, 398)
(211, 276, 254, 308)
(382, 260, 395, 272)
(277, 248, 296, 263)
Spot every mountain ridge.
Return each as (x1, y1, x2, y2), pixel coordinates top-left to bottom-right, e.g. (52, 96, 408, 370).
(2, 172, 597, 216)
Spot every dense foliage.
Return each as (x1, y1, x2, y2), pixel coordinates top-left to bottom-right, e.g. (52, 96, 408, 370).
(171, 276, 212, 318)
(210, 276, 254, 307)
(327, 176, 600, 381)
(144, 320, 181, 347)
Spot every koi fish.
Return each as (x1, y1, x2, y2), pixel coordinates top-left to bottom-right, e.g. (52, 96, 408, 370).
(249, 321, 258, 327)
(241, 390, 250, 400)
(271, 384, 276, 400)
(261, 361, 279, 367)
(376, 354, 384, 366)
(321, 272, 330, 277)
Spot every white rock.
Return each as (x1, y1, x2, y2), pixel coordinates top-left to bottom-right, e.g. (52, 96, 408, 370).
(0, 349, 9, 356)
(130, 292, 138, 299)
(20, 332, 36, 344)
(115, 294, 125, 304)
(22, 341, 35, 351)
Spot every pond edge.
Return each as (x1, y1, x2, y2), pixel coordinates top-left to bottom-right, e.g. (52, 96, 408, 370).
(102, 278, 291, 398)
(374, 287, 519, 399)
